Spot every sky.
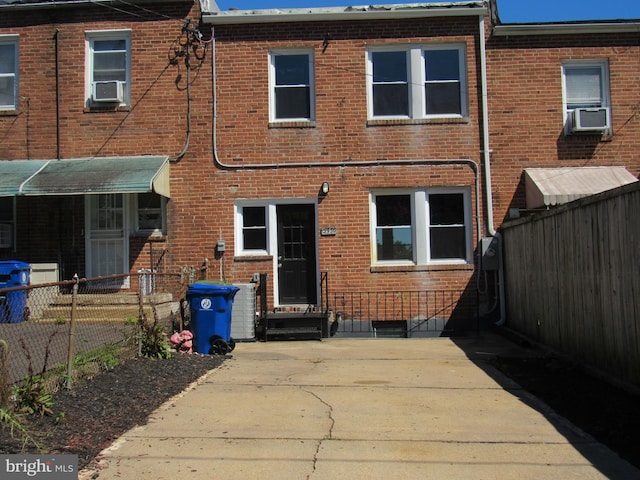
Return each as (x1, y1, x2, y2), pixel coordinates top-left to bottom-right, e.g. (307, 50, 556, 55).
(214, 0, 640, 23)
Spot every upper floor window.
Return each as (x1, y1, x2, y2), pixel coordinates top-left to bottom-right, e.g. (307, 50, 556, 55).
(85, 30, 131, 107)
(371, 188, 472, 265)
(269, 50, 314, 122)
(367, 44, 467, 120)
(562, 60, 611, 135)
(0, 36, 18, 111)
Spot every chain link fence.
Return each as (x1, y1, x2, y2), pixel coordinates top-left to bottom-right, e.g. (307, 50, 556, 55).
(0, 268, 205, 393)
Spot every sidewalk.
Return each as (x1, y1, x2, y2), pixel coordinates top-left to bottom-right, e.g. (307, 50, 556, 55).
(82, 333, 640, 479)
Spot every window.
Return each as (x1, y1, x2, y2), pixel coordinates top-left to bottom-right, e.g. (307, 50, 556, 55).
(269, 50, 314, 122)
(135, 193, 166, 234)
(241, 206, 267, 251)
(371, 188, 471, 265)
(367, 44, 466, 120)
(0, 36, 18, 111)
(86, 30, 131, 106)
(562, 60, 610, 133)
(428, 193, 466, 260)
(375, 194, 413, 261)
(0, 197, 14, 248)
(236, 205, 269, 254)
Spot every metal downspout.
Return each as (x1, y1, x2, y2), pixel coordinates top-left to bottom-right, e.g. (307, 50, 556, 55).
(55, 29, 60, 160)
(479, 14, 505, 326)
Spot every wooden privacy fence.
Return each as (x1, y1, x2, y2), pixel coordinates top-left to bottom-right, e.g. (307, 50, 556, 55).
(502, 181, 640, 387)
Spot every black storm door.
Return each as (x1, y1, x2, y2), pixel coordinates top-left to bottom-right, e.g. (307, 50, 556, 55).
(276, 204, 317, 305)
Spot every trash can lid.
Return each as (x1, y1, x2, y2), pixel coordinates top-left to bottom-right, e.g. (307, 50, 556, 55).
(187, 282, 240, 295)
(0, 260, 31, 273)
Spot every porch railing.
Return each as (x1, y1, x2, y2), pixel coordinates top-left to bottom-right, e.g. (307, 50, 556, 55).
(329, 290, 475, 337)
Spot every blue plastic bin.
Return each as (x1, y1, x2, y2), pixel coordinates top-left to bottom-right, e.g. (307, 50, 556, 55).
(186, 282, 239, 354)
(0, 260, 31, 323)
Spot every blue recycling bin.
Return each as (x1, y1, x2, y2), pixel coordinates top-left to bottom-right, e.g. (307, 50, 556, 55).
(186, 282, 239, 355)
(0, 260, 31, 323)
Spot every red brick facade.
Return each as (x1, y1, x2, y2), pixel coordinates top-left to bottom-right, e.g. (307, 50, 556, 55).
(486, 26, 640, 222)
(2, 1, 639, 332)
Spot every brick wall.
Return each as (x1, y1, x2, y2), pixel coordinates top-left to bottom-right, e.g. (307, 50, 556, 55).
(164, 15, 486, 320)
(0, 1, 199, 279)
(486, 31, 640, 223)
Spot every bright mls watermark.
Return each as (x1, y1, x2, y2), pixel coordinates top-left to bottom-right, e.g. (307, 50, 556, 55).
(1, 455, 77, 479)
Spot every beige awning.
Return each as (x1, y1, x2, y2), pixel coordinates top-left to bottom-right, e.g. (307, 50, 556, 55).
(524, 167, 638, 209)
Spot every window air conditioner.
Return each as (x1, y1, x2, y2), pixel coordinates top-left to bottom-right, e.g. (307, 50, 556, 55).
(572, 107, 610, 133)
(92, 81, 124, 103)
(0, 223, 12, 248)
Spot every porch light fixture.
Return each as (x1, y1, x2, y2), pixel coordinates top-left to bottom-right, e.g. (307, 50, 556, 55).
(321, 182, 330, 195)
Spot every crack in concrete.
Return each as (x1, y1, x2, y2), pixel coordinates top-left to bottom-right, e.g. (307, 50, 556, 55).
(302, 388, 335, 479)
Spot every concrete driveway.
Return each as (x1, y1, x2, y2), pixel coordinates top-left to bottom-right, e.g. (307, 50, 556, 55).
(82, 334, 639, 479)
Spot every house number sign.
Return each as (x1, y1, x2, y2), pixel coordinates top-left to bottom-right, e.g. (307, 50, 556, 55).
(321, 227, 337, 236)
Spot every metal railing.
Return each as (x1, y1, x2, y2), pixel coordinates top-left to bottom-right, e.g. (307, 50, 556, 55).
(329, 290, 475, 337)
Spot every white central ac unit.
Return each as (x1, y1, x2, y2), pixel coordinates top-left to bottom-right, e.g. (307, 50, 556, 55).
(0, 223, 12, 248)
(92, 81, 124, 103)
(572, 107, 610, 133)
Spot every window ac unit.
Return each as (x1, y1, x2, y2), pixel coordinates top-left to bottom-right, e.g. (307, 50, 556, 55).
(572, 107, 610, 133)
(92, 81, 124, 103)
(0, 223, 12, 249)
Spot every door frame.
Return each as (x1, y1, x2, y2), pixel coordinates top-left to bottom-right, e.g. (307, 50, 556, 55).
(272, 200, 319, 307)
(234, 198, 320, 308)
(276, 203, 318, 306)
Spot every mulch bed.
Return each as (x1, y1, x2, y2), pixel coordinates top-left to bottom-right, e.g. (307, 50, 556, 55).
(0, 354, 225, 470)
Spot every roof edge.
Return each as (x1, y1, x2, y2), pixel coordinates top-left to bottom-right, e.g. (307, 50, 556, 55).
(203, 2, 487, 25)
(0, 0, 191, 12)
(493, 21, 640, 36)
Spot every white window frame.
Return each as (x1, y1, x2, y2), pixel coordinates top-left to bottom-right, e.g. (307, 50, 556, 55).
(235, 203, 270, 255)
(133, 193, 166, 235)
(0, 35, 19, 111)
(269, 49, 315, 122)
(85, 30, 131, 107)
(370, 187, 472, 266)
(561, 59, 610, 135)
(366, 43, 467, 120)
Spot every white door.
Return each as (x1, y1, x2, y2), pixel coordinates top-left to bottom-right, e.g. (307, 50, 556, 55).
(86, 194, 129, 286)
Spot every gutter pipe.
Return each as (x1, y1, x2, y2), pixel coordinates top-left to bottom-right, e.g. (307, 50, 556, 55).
(479, 14, 505, 326)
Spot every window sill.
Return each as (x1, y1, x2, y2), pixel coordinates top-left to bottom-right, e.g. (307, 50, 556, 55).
(367, 117, 469, 127)
(84, 105, 131, 113)
(371, 263, 474, 273)
(131, 233, 167, 241)
(0, 109, 18, 117)
(234, 255, 273, 262)
(564, 132, 613, 142)
(268, 121, 316, 129)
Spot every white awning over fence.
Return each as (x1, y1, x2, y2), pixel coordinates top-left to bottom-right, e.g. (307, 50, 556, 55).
(524, 166, 638, 208)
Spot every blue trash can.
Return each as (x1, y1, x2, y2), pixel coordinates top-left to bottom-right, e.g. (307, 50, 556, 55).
(0, 260, 31, 324)
(186, 282, 239, 355)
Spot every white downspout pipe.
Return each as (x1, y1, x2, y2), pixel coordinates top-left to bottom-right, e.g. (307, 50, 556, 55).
(479, 14, 506, 326)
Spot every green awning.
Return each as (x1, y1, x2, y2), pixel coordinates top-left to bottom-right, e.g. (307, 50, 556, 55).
(0, 160, 49, 196)
(1, 156, 170, 198)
